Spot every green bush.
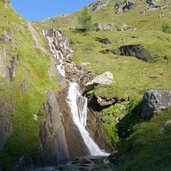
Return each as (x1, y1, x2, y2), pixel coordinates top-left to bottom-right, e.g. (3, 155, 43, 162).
(162, 23, 171, 33)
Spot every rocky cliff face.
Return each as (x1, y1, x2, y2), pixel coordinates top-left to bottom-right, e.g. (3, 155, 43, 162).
(40, 90, 70, 163)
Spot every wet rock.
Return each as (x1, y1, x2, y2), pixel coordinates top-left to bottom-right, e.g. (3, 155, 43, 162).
(108, 151, 120, 164)
(141, 89, 171, 120)
(0, 96, 14, 151)
(86, 72, 113, 87)
(66, 156, 111, 171)
(40, 90, 70, 163)
(89, 0, 110, 11)
(117, 45, 154, 62)
(12, 156, 28, 171)
(86, 108, 115, 151)
(44, 28, 92, 86)
(58, 89, 90, 159)
(94, 37, 112, 44)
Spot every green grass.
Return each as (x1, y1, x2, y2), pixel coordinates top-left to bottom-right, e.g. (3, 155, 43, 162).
(34, 1, 171, 170)
(162, 22, 171, 34)
(1, 0, 171, 170)
(0, 2, 60, 169)
(118, 108, 171, 171)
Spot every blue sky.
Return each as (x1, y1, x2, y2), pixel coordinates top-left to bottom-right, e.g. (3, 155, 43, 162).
(11, 0, 96, 21)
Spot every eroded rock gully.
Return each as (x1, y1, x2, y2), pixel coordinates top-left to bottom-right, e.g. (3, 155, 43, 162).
(39, 28, 112, 165)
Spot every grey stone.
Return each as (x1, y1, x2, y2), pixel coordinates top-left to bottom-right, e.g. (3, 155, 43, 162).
(146, 0, 161, 8)
(114, 0, 135, 13)
(40, 90, 70, 162)
(86, 71, 113, 86)
(89, 0, 110, 11)
(141, 89, 171, 119)
(95, 23, 114, 32)
(0, 50, 19, 83)
(0, 30, 15, 48)
(118, 45, 154, 62)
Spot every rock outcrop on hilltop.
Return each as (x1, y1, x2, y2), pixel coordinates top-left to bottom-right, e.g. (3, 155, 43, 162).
(114, 0, 135, 13)
(89, 0, 110, 11)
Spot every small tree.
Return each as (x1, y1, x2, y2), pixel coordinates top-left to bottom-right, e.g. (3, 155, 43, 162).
(78, 7, 92, 32)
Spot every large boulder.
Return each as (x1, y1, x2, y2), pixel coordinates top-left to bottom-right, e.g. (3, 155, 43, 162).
(141, 89, 171, 119)
(117, 45, 154, 62)
(86, 71, 113, 87)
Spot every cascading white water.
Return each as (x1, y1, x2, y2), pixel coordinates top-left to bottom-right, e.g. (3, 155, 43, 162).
(67, 83, 109, 156)
(45, 29, 109, 157)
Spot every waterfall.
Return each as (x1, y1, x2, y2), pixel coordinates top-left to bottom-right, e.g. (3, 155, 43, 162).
(67, 83, 109, 156)
(44, 29, 109, 157)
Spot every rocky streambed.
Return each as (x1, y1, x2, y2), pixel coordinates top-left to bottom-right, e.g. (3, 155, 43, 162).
(26, 156, 116, 171)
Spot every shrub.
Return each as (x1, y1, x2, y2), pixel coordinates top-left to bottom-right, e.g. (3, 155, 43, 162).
(162, 23, 171, 33)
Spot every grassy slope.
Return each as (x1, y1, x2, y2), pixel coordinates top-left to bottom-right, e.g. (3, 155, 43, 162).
(118, 108, 171, 171)
(0, 1, 59, 169)
(34, 0, 171, 170)
(34, 0, 171, 101)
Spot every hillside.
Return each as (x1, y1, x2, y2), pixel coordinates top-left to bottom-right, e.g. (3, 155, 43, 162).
(34, 0, 171, 170)
(0, 0, 171, 170)
(35, 0, 171, 100)
(0, 1, 60, 170)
